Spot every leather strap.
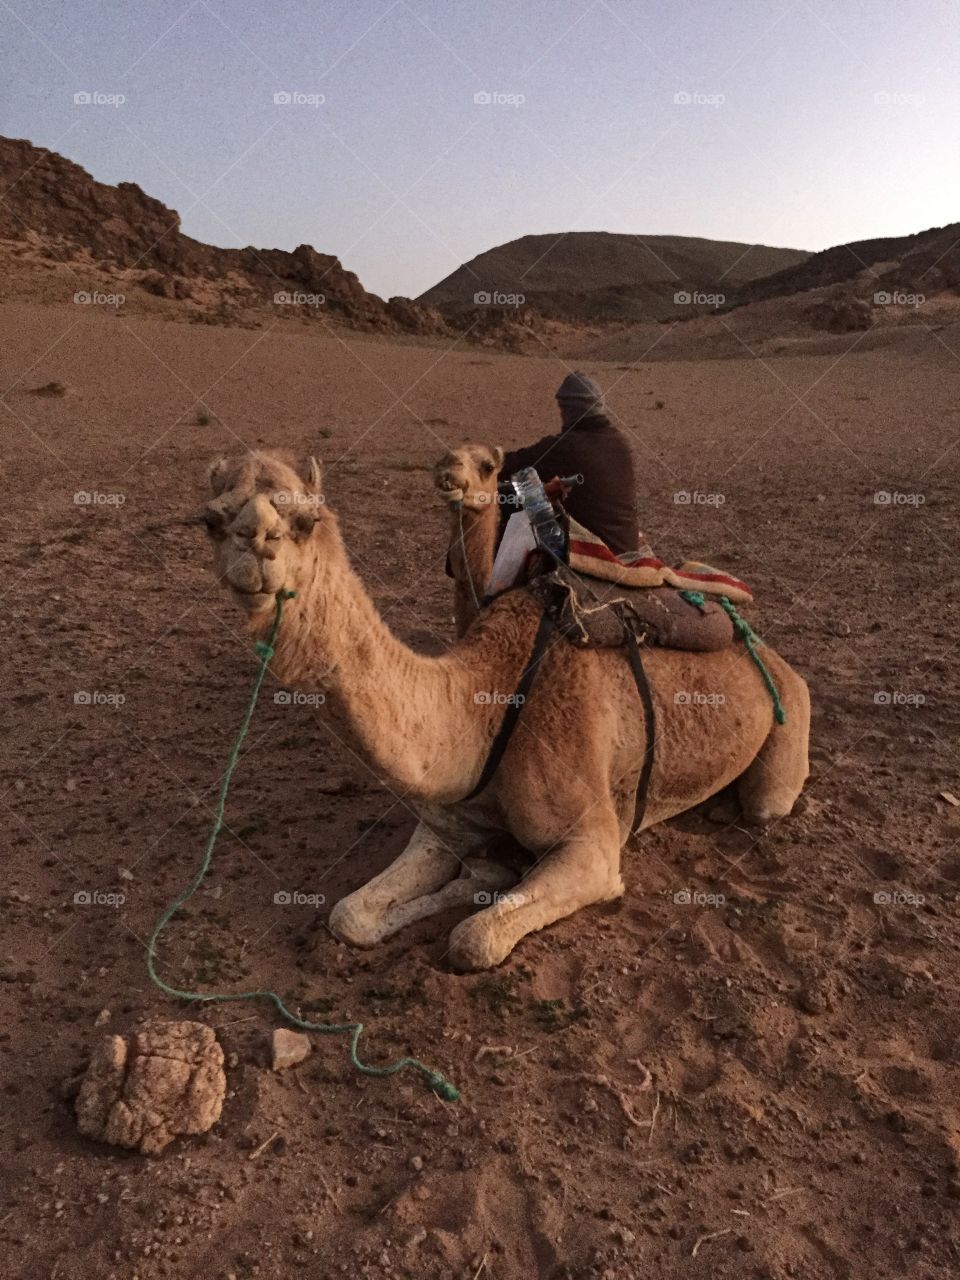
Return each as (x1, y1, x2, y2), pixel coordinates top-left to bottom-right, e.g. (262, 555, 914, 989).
(624, 628, 657, 831)
(462, 609, 555, 801)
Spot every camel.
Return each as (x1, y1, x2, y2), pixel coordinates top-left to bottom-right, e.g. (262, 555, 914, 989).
(203, 448, 810, 971)
(433, 443, 504, 637)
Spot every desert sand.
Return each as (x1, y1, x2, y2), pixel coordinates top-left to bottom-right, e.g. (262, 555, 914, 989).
(2, 298, 959, 1279)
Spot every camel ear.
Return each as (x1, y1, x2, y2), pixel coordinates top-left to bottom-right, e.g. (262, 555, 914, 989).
(300, 455, 322, 491)
(208, 456, 230, 496)
(493, 446, 504, 469)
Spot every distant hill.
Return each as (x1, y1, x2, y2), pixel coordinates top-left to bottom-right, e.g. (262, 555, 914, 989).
(727, 222, 960, 307)
(418, 231, 810, 322)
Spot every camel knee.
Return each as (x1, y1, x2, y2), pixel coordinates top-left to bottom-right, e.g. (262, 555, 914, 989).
(328, 891, 388, 947)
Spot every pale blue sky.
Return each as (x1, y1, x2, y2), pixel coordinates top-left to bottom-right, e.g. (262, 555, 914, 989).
(2, 0, 957, 298)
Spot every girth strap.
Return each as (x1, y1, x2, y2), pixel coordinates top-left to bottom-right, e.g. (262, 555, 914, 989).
(462, 609, 556, 801)
(624, 628, 656, 831)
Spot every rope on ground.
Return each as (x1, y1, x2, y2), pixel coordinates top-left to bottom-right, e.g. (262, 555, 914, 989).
(146, 587, 460, 1102)
(680, 589, 787, 725)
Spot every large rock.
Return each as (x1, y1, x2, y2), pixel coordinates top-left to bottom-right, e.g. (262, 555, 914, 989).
(75, 1020, 225, 1154)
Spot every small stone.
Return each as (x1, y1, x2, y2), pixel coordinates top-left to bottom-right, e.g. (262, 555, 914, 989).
(939, 791, 960, 807)
(797, 986, 826, 1015)
(409, 1155, 424, 1172)
(271, 1029, 311, 1071)
(95, 1008, 111, 1027)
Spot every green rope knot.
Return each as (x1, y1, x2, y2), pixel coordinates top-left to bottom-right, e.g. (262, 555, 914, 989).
(680, 589, 787, 725)
(423, 1072, 461, 1102)
(147, 586, 459, 1102)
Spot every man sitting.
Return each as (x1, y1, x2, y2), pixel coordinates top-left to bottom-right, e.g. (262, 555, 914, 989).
(499, 372, 638, 554)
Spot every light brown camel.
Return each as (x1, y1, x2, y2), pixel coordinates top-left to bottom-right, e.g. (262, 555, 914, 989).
(434, 443, 507, 637)
(433, 443, 503, 637)
(203, 449, 810, 971)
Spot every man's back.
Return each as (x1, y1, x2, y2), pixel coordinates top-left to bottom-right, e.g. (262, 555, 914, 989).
(500, 413, 639, 555)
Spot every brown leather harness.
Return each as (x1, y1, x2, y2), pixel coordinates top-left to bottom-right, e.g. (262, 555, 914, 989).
(461, 603, 657, 831)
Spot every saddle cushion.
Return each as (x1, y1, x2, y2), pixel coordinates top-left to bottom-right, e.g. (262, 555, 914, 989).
(527, 565, 734, 651)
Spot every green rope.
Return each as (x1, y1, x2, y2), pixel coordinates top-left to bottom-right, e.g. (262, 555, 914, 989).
(146, 588, 460, 1103)
(680, 589, 787, 725)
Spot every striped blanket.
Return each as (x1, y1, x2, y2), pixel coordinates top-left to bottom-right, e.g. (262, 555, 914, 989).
(567, 517, 753, 605)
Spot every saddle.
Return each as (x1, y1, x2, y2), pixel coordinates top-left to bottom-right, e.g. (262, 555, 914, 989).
(526, 561, 734, 652)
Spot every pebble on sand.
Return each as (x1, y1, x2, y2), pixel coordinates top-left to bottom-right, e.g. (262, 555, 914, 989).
(271, 1028, 312, 1070)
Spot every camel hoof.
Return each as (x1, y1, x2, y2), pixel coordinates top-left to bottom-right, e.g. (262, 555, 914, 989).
(742, 801, 795, 825)
(446, 914, 513, 972)
(328, 896, 384, 947)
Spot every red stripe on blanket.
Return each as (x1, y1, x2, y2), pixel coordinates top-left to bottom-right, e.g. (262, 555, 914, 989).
(570, 539, 748, 592)
(569, 539, 665, 568)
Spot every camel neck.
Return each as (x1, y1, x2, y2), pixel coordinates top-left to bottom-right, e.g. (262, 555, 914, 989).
(250, 515, 534, 800)
(448, 500, 499, 633)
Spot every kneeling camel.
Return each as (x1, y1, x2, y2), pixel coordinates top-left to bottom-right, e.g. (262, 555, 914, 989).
(203, 448, 810, 971)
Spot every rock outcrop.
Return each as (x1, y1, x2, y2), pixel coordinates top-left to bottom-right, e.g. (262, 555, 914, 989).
(75, 1020, 225, 1154)
(0, 135, 448, 334)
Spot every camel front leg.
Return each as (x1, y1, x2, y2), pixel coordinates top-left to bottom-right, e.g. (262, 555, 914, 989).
(446, 811, 625, 971)
(364, 858, 520, 940)
(328, 814, 484, 946)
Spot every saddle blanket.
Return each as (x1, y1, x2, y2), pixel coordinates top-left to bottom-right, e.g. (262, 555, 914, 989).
(567, 517, 753, 605)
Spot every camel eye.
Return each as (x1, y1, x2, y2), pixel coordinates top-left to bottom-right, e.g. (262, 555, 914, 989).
(480, 460, 495, 478)
(266, 529, 282, 541)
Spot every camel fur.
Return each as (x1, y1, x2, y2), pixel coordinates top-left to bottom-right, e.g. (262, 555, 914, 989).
(203, 448, 810, 971)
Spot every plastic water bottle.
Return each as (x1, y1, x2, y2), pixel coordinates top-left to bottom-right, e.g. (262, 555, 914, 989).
(510, 466, 567, 562)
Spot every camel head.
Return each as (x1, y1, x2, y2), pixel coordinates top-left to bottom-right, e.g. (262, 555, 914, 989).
(203, 449, 327, 612)
(433, 443, 504, 511)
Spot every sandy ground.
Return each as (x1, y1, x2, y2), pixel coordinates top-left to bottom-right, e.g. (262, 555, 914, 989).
(2, 300, 960, 1280)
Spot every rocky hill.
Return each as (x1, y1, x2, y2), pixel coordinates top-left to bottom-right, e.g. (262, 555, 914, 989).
(0, 135, 445, 333)
(418, 231, 810, 322)
(727, 222, 960, 308)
